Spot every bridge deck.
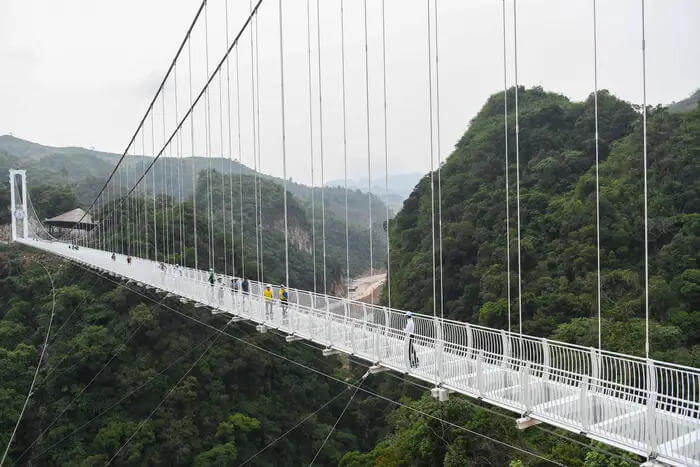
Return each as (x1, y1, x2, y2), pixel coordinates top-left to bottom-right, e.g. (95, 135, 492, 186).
(19, 238, 700, 466)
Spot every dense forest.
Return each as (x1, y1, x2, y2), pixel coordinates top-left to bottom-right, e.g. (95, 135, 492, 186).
(0, 244, 635, 466)
(1, 86, 696, 465)
(387, 86, 699, 366)
(88, 169, 386, 294)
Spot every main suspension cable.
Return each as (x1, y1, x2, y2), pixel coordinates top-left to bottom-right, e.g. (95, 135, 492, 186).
(66, 0, 208, 233)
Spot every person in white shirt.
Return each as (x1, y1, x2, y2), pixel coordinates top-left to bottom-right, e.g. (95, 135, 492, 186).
(404, 312, 418, 368)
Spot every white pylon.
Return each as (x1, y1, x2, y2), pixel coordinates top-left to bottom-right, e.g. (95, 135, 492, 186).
(8, 169, 28, 241)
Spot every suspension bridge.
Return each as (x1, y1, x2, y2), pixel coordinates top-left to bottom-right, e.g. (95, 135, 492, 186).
(5, 0, 699, 465)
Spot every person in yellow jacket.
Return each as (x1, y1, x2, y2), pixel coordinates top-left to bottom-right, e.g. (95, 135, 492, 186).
(264, 284, 274, 320)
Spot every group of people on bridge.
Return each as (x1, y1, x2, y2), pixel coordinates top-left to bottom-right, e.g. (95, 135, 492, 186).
(103, 249, 420, 368)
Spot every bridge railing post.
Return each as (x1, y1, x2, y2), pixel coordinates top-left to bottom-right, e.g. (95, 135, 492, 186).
(465, 323, 473, 360)
(501, 329, 511, 390)
(325, 298, 331, 347)
(345, 301, 353, 352)
(520, 361, 531, 413)
(371, 305, 378, 362)
(434, 317, 443, 385)
(578, 375, 590, 433)
(476, 350, 484, 396)
(541, 339, 551, 382)
(646, 359, 658, 457)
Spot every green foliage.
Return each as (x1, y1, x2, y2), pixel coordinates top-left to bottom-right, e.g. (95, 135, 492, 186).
(0, 249, 378, 465)
(387, 86, 699, 363)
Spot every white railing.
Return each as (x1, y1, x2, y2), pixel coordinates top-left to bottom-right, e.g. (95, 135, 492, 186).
(18, 238, 700, 466)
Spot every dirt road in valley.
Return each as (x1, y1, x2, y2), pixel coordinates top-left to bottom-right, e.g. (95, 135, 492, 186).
(348, 272, 387, 303)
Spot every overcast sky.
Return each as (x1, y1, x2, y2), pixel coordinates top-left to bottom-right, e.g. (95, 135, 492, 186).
(1, 0, 698, 184)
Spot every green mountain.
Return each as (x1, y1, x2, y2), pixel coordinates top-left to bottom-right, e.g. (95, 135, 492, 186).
(0, 136, 388, 286)
(668, 88, 700, 114)
(386, 86, 699, 364)
(101, 169, 384, 292)
(4, 87, 685, 466)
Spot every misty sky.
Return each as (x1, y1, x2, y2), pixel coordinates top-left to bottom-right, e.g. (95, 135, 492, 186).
(1, 0, 698, 185)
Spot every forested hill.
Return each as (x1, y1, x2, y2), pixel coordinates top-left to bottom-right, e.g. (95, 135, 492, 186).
(387, 86, 699, 364)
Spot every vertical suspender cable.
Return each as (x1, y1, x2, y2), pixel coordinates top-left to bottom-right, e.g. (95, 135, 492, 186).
(142, 130, 149, 259)
(502, 0, 511, 333)
(219, 72, 228, 277)
(316, 0, 327, 295)
(279, 0, 290, 287)
(256, 11, 264, 282)
(513, 0, 523, 341)
(151, 111, 158, 262)
(135, 136, 140, 257)
(119, 166, 124, 254)
(236, 46, 245, 277)
(363, 0, 374, 302)
(225, 0, 236, 276)
(126, 149, 131, 256)
(307, 0, 318, 293)
(592, 0, 602, 350)
(255, 5, 264, 282)
(433, 0, 444, 321)
(161, 93, 170, 262)
(204, 1, 214, 271)
(381, 0, 391, 307)
(426, 0, 437, 318)
(189, 37, 198, 270)
(340, 0, 350, 296)
(175, 63, 185, 266)
(640, 0, 649, 360)
(249, 0, 261, 283)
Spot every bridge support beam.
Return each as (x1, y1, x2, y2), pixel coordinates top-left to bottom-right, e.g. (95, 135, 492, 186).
(640, 459, 668, 467)
(516, 416, 542, 430)
(369, 364, 389, 375)
(228, 316, 245, 323)
(256, 324, 268, 334)
(285, 335, 303, 343)
(431, 387, 450, 402)
(322, 347, 340, 357)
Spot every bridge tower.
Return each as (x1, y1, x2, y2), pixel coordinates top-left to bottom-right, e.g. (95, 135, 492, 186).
(8, 169, 28, 241)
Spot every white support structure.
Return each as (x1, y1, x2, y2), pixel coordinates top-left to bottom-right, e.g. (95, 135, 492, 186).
(8, 169, 28, 241)
(322, 347, 340, 357)
(14, 236, 700, 467)
(369, 364, 390, 375)
(431, 387, 450, 402)
(285, 334, 303, 343)
(516, 416, 542, 430)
